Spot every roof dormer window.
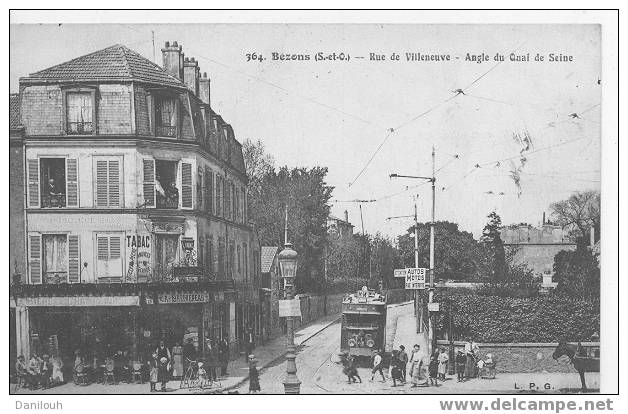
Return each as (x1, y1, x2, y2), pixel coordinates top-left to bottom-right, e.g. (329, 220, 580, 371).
(66, 91, 95, 135)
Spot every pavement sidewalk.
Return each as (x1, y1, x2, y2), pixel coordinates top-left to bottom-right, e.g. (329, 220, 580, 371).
(10, 313, 340, 395)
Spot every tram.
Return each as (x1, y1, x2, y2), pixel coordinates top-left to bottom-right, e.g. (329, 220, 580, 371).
(340, 287, 388, 363)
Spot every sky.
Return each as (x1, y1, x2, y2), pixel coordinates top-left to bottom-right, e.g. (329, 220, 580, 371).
(9, 23, 601, 239)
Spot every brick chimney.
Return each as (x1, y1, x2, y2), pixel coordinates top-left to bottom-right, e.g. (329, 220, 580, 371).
(183, 57, 200, 96)
(199, 72, 211, 105)
(344, 210, 349, 223)
(161, 41, 183, 80)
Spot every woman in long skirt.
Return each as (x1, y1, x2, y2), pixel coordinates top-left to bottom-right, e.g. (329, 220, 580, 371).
(248, 355, 260, 394)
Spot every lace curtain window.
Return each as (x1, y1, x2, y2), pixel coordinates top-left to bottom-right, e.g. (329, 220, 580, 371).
(43, 234, 67, 273)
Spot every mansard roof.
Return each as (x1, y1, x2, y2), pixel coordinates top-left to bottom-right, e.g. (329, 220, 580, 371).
(24, 44, 184, 87)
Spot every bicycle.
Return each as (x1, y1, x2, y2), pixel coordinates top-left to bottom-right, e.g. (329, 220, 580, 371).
(180, 358, 212, 390)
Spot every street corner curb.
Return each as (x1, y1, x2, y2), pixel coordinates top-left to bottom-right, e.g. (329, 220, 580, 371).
(210, 316, 341, 394)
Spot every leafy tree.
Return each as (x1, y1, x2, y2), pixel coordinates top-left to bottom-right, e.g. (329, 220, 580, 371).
(479, 211, 507, 281)
(550, 190, 600, 246)
(242, 138, 275, 195)
(397, 221, 480, 282)
(553, 247, 600, 300)
(369, 233, 403, 289)
(248, 166, 333, 294)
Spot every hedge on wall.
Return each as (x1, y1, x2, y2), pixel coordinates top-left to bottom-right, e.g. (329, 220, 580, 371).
(434, 293, 600, 343)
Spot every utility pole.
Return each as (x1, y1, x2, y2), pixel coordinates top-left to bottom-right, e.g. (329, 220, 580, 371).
(428, 145, 436, 355)
(389, 146, 438, 348)
(413, 197, 422, 334)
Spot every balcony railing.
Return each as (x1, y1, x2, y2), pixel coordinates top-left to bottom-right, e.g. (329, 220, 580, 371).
(44, 271, 68, 284)
(156, 125, 177, 137)
(41, 194, 66, 208)
(156, 194, 179, 209)
(67, 122, 93, 135)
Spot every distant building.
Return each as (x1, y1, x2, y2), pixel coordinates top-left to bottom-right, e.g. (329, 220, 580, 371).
(260, 246, 282, 338)
(327, 210, 354, 241)
(500, 220, 577, 290)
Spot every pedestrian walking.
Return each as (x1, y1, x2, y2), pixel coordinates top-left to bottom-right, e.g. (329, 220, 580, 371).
(463, 340, 479, 381)
(248, 355, 260, 394)
(455, 350, 466, 382)
(428, 352, 439, 386)
(245, 328, 255, 362)
(171, 342, 184, 379)
(155, 340, 171, 391)
(370, 349, 385, 382)
(218, 337, 229, 376)
(398, 345, 408, 382)
(148, 353, 159, 392)
(437, 347, 449, 380)
(389, 350, 404, 387)
(340, 352, 361, 384)
(205, 340, 217, 381)
(409, 344, 427, 387)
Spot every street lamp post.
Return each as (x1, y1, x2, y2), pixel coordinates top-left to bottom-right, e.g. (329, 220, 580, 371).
(278, 207, 301, 394)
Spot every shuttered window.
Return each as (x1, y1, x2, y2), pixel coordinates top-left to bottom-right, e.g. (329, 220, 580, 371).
(143, 158, 156, 207)
(66, 158, 79, 207)
(68, 235, 80, 283)
(204, 170, 214, 214)
(27, 159, 40, 207)
(181, 162, 193, 209)
(94, 157, 122, 208)
(225, 180, 231, 220)
(215, 176, 222, 217)
(28, 234, 42, 284)
(96, 234, 123, 279)
(197, 166, 203, 211)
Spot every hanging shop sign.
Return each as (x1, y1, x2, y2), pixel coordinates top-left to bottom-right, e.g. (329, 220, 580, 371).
(125, 234, 152, 283)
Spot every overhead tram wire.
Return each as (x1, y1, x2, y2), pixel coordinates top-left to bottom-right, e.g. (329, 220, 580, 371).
(347, 41, 526, 189)
(194, 52, 385, 130)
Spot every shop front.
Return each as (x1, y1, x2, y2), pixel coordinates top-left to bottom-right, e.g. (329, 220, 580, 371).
(139, 286, 236, 360)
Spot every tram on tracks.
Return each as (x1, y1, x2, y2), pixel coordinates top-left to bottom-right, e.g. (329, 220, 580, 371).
(340, 287, 388, 364)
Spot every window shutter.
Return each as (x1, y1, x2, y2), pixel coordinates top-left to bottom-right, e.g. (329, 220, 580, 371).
(181, 162, 193, 209)
(147, 94, 154, 135)
(197, 166, 204, 211)
(108, 160, 120, 207)
(27, 159, 40, 208)
(205, 170, 213, 214)
(198, 236, 204, 266)
(28, 234, 42, 284)
(68, 235, 80, 283)
(143, 158, 156, 207)
(66, 158, 79, 207)
(95, 160, 108, 207)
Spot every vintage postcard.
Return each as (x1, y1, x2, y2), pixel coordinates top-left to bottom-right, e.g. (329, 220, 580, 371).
(6, 9, 619, 409)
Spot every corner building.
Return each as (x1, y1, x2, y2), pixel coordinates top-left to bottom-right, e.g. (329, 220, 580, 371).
(13, 42, 264, 364)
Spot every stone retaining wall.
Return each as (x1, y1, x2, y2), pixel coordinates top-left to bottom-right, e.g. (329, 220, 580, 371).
(436, 340, 600, 373)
